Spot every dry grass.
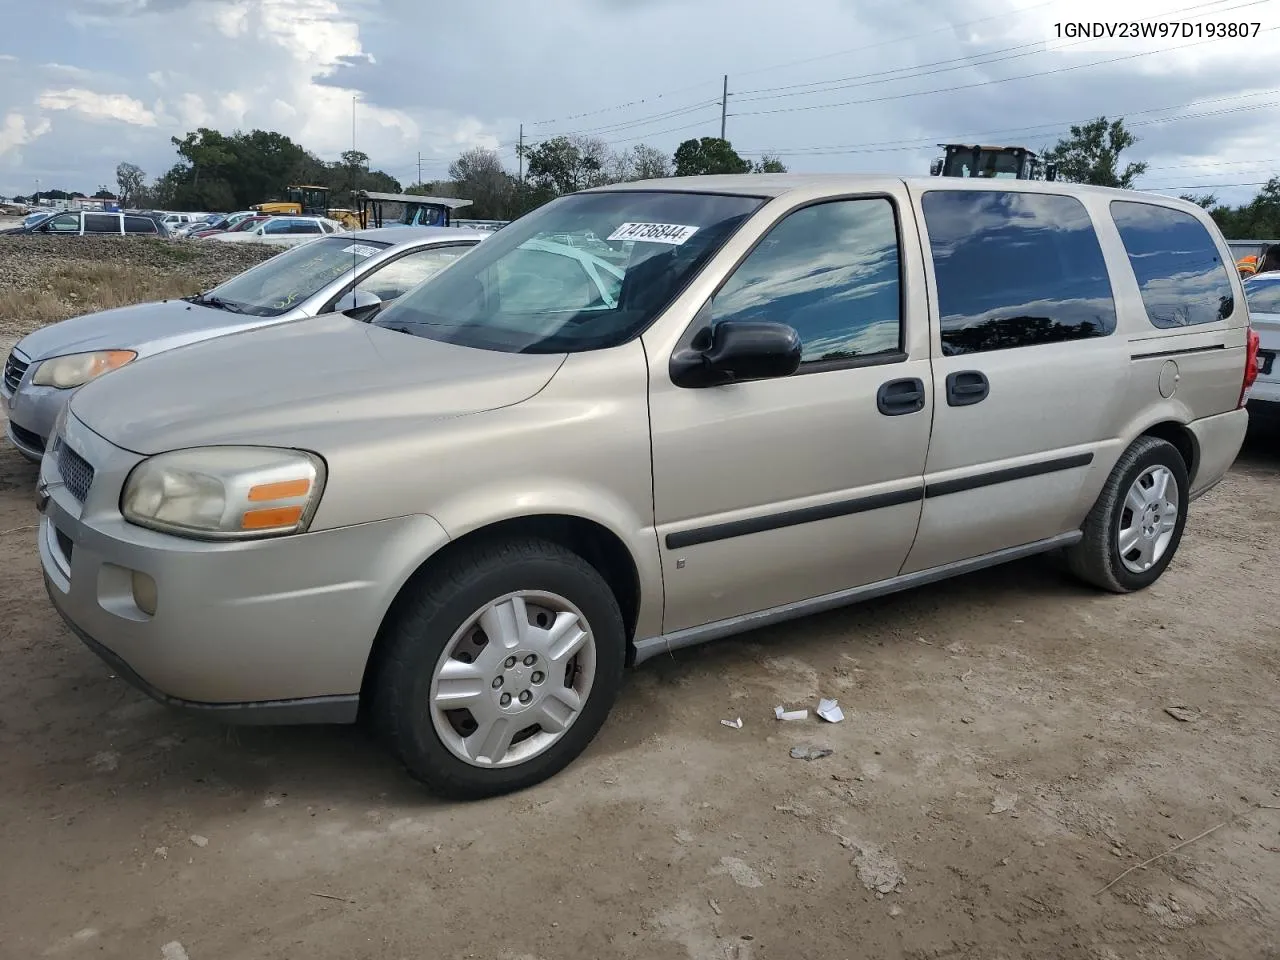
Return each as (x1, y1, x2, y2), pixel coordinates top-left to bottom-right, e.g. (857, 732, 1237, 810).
(0, 262, 203, 328)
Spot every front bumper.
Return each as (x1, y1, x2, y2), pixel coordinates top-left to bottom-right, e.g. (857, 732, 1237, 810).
(38, 413, 450, 724)
(2, 377, 67, 461)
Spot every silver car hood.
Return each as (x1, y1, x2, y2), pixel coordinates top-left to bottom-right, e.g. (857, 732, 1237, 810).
(69, 314, 565, 455)
(14, 299, 285, 362)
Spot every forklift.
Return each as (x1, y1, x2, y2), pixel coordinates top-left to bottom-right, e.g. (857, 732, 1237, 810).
(929, 144, 1058, 181)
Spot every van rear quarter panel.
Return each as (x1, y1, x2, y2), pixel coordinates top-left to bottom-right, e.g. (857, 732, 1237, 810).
(1065, 191, 1248, 511)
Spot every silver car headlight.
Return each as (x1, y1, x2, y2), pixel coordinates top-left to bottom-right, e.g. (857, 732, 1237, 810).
(121, 447, 326, 540)
(31, 350, 137, 388)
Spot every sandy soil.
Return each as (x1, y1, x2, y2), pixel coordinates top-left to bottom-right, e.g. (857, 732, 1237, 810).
(1, 347, 1278, 959)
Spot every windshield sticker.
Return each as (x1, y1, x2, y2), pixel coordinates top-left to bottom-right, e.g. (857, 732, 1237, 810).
(607, 222, 699, 245)
(341, 243, 382, 257)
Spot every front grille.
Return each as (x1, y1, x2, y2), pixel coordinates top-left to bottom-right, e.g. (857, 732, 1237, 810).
(8, 422, 45, 453)
(56, 441, 95, 503)
(3, 350, 28, 393)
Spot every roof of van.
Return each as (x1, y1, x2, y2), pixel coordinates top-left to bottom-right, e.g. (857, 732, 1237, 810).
(585, 173, 1188, 203)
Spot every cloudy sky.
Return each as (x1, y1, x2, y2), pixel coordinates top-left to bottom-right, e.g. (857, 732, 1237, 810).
(0, 0, 1275, 205)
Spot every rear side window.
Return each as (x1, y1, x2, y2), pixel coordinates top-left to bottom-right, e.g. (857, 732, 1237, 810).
(124, 216, 158, 234)
(921, 191, 1116, 356)
(83, 213, 120, 234)
(1110, 201, 1234, 328)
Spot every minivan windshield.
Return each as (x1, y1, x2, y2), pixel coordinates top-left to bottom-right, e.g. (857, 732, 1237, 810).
(193, 236, 390, 317)
(371, 190, 766, 353)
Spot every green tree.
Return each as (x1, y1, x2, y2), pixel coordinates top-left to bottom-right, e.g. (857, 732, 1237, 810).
(1179, 193, 1218, 209)
(1043, 117, 1147, 188)
(525, 135, 608, 194)
(92, 186, 115, 199)
(672, 137, 752, 177)
(115, 162, 145, 207)
(448, 147, 518, 219)
(753, 153, 788, 173)
(1208, 177, 1280, 239)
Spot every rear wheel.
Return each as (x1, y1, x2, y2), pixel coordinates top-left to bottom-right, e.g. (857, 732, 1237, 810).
(1066, 436, 1189, 593)
(371, 538, 625, 799)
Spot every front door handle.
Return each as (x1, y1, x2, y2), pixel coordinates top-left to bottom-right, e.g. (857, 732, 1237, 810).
(945, 370, 989, 407)
(877, 377, 926, 416)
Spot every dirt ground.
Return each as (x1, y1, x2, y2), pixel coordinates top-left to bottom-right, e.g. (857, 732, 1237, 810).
(1, 333, 1279, 959)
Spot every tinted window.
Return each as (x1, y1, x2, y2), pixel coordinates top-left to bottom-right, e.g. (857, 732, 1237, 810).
(355, 245, 473, 303)
(921, 190, 1116, 356)
(1245, 278, 1280, 314)
(1110, 201, 1234, 327)
(124, 216, 158, 234)
(291, 221, 322, 235)
(709, 198, 901, 364)
(44, 214, 80, 234)
(84, 214, 120, 234)
(263, 219, 291, 235)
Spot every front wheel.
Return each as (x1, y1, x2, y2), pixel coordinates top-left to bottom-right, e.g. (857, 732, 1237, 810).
(1066, 436, 1189, 593)
(371, 538, 626, 800)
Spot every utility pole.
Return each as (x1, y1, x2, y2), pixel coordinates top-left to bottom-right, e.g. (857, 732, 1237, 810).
(517, 123, 524, 183)
(417, 152, 422, 187)
(720, 75, 728, 140)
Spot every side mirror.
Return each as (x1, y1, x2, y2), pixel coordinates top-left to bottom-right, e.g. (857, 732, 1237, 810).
(929, 158, 944, 176)
(334, 288, 383, 321)
(670, 320, 802, 388)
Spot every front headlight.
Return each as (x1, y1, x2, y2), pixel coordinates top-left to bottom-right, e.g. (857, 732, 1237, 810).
(121, 447, 326, 540)
(32, 350, 137, 388)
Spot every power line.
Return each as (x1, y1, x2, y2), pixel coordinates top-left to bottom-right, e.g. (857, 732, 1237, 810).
(735, 89, 1280, 157)
(731, 0, 1257, 101)
(729, 24, 1280, 118)
(1143, 180, 1273, 189)
(518, 0, 1064, 129)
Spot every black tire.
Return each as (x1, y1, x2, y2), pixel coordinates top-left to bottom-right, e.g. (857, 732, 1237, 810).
(1066, 436, 1189, 593)
(370, 537, 625, 800)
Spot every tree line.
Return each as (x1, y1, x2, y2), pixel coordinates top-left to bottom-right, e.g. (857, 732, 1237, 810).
(10, 115, 1275, 238)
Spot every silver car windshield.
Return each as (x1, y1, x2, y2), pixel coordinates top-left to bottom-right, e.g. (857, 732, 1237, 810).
(194, 236, 391, 317)
(372, 190, 765, 353)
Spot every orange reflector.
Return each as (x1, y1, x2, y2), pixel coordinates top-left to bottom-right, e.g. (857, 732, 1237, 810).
(241, 505, 304, 530)
(248, 478, 311, 502)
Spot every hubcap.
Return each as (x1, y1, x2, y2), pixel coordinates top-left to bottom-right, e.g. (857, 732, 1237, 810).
(429, 591, 596, 769)
(1117, 465, 1179, 574)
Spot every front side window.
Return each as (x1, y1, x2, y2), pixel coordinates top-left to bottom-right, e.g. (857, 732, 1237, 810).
(372, 190, 765, 353)
(708, 198, 901, 364)
(44, 214, 80, 234)
(921, 190, 1117, 356)
(196, 236, 391, 317)
(354, 245, 475, 303)
(264, 219, 292, 235)
(1110, 201, 1234, 328)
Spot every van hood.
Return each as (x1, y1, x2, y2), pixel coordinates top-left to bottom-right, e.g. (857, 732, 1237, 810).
(15, 299, 282, 362)
(69, 314, 565, 455)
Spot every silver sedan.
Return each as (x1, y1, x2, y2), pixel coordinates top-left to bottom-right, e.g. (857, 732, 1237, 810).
(2, 227, 488, 460)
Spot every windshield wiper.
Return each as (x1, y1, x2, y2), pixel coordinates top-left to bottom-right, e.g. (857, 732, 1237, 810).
(194, 294, 245, 314)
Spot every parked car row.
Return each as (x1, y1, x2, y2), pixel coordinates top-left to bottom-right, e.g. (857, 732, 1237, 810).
(1, 209, 170, 236)
(3, 174, 1261, 801)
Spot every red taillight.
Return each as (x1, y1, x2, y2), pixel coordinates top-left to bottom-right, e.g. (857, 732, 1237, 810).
(1240, 325, 1260, 408)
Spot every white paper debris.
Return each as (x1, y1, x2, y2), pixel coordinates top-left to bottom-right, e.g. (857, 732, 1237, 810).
(188, 834, 208, 848)
(720, 717, 743, 729)
(774, 705, 809, 721)
(161, 943, 190, 960)
(816, 698, 845, 723)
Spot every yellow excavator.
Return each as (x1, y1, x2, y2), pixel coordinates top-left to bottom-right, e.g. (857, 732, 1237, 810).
(252, 185, 362, 229)
(930, 144, 1058, 181)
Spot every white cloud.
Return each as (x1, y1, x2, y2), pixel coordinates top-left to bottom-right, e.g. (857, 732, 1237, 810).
(38, 88, 157, 126)
(0, 113, 53, 158)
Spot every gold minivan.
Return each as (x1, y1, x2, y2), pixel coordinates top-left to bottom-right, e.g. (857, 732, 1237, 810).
(37, 175, 1257, 798)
